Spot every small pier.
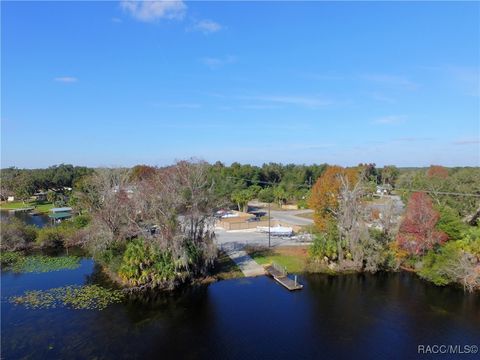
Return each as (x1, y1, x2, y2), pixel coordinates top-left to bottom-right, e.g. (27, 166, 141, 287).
(8, 207, 34, 213)
(265, 262, 303, 291)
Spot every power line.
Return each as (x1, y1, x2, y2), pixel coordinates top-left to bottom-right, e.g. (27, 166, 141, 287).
(225, 176, 480, 197)
(395, 188, 480, 198)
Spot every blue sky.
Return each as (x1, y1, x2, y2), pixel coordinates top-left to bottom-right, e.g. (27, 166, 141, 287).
(2, 1, 479, 168)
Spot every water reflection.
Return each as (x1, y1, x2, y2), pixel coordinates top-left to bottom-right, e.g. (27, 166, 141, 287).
(2, 259, 479, 359)
(0, 210, 50, 227)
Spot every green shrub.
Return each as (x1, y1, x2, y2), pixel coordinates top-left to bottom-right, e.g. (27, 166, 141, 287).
(457, 226, 480, 257)
(0, 251, 23, 267)
(419, 231, 479, 290)
(436, 206, 466, 240)
(185, 240, 202, 267)
(36, 226, 74, 248)
(0, 218, 38, 251)
(118, 238, 176, 288)
(419, 246, 458, 286)
(297, 198, 309, 209)
(309, 231, 338, 261)
(257, 187, 275, 203)
(72, 214, 91, 229)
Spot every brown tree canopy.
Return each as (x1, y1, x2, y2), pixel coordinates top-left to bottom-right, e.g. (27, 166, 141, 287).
(129, 165, 157, 182)
(309, 165, 359, 231)
(426, 165, 449, 179)
(396, 192, 448, 255)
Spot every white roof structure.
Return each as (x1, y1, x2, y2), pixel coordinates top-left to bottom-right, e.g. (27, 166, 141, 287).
(50, 207, 73, 213)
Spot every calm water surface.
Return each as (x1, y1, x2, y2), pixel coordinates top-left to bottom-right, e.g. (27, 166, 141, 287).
(0, 210, 50, 228)
(2, 256, 479, 360)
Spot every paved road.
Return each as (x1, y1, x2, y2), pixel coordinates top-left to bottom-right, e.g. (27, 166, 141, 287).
(367, 195, 404, 215)
(269, 209, 314, 226)
(215, 228, 311, 249)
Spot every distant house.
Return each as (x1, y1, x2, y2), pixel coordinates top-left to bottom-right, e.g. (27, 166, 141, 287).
(7, 196, 15, 202)
(376, 184, 392, 195)
(33, 191, 48, 201)
(113, 185, 135, 197)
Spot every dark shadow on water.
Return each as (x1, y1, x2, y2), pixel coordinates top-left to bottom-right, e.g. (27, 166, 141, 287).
(2, 256, 479, 360)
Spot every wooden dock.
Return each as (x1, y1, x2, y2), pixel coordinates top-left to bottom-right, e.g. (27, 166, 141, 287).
(8, 207, 34, 213)
(265, 262, 303, 291)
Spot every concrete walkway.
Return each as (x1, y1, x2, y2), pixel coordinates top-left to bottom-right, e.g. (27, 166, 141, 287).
(218, 241, 265, 277)
(228, 249, 265, 277)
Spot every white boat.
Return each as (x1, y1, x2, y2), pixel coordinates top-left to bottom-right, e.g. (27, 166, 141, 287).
(256, 226, 293, 236)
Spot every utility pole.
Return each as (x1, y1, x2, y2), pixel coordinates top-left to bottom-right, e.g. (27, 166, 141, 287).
(268, 200, 271, 248)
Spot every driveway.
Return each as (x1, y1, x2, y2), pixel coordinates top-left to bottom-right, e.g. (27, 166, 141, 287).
(215, 228, 312, 250)
(367, 195, 404, 215)
(269, 209, 314, 226)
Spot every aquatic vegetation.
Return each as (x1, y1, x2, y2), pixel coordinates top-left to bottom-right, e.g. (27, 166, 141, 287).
(0, 251, 24, 267)
(1, 253, 81, 273)
(9, 285, 124, 310)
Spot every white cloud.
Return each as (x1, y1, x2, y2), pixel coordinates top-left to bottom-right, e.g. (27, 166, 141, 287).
(200, 55, 236, 68)
(373, 115, 406, 125)
(191, 19, 222, 34)
(54, 77, 78, 83)
(121, 1, 186, 22)
(453, 138, 480, 145)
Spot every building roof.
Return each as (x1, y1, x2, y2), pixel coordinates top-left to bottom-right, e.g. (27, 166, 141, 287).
(50, 207, 73, 213)
(48, 212, 72, 219)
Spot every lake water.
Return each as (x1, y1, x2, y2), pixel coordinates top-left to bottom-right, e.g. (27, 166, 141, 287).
(0, 210, 50, 228)
(2, 255, 479, 360)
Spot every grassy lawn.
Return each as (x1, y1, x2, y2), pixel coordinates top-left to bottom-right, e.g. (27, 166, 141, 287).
(33, 201, 55, 213)
(246, 246, 309, 273)
(0, 200, 54, 213)
(211, 252, 244, 280)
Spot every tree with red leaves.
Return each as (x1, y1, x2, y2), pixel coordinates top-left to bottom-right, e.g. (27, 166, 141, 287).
(426, 165, 449, 179)
(397, 192, 448, 255)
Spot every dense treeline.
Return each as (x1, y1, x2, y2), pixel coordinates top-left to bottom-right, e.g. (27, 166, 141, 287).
(396, 166, 480, 220)
(2, 162, 479, 291)
(395, 166, 480, 291)
(209, 162, 401, 210)
(309, 164, 480, 291)
(0, 162, 414, 207)
(1, 164, 93, 201)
